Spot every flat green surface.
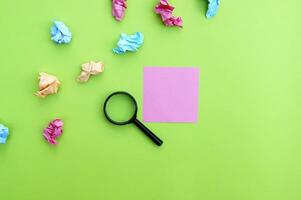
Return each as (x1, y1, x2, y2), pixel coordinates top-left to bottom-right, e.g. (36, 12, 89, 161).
(0, 0, 300, 200)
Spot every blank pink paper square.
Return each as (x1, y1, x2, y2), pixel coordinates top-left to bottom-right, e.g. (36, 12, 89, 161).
(143, 67, 200, 123)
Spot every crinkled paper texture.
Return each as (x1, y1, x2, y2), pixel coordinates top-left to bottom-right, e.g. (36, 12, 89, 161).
(113, 32, 144, 54)
(43, 119, 63, 145)
(0, 124, 9, 144)
(50, 21, 72, 44)
(36, 72, 61, 98)
(155, 0, 183, 27)
(77, 61, 104, 82)
(112, 0, 127, 21)
(206, 0, 220, 19)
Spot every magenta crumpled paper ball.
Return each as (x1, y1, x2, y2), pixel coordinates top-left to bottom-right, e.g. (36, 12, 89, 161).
(112, 0, 127, 21)
(155, 0, 183, 27)
(43, 119, 63, 145)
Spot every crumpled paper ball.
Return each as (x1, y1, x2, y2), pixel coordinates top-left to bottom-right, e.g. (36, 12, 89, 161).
(113, 32, 144, 54)
(206, 0, 220, 19)
(43, 119, 63, 145)
(112, 0, 127, 21)
(154, 0, 183, 27)
(77, 61, 104, 82)
(50, 21, 72, 44)
(0, 124, 9, 144)
(36, 72, 61, 98)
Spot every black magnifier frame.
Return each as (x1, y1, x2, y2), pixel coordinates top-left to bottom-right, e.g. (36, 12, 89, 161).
(103, 91, 163, 146)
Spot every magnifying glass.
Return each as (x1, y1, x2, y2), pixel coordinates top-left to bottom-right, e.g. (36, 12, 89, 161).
(103, 91, 163, 146)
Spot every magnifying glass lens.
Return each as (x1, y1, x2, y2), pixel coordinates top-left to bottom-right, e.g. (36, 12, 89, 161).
(104, 91, 163, 146)
(105, 93, 136, 123)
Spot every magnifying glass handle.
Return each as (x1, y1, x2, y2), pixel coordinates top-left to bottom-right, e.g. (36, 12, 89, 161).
(133, 119, 163, 146)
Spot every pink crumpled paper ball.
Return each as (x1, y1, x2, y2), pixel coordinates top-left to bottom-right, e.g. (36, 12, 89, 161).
(43, 119, 63, 145)
(112, 0, 127, 21)
(155, 0, 183, 27)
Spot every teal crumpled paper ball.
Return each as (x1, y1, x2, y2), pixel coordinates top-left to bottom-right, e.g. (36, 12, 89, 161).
(113, 32, 144, 54)
(206, 0, 220, 19)
(0, 124, 9, 144)
(50, 21, 72, 44)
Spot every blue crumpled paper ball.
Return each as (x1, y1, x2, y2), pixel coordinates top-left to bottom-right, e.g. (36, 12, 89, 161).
(0, 124, 9, 144)
(206, 0, 220, 19)
(50, 21, 72, 44)
(113, 32, 144, 54)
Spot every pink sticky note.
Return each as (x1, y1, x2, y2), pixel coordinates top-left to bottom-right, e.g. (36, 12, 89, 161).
(143, 67, 200, 123)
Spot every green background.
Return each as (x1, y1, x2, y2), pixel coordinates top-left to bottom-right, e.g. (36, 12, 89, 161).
(0, 0, 300, 199)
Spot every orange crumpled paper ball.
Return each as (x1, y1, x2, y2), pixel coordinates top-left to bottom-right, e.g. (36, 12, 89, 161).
(36, 72, 60, 98)
(77, 61, 104, 83)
